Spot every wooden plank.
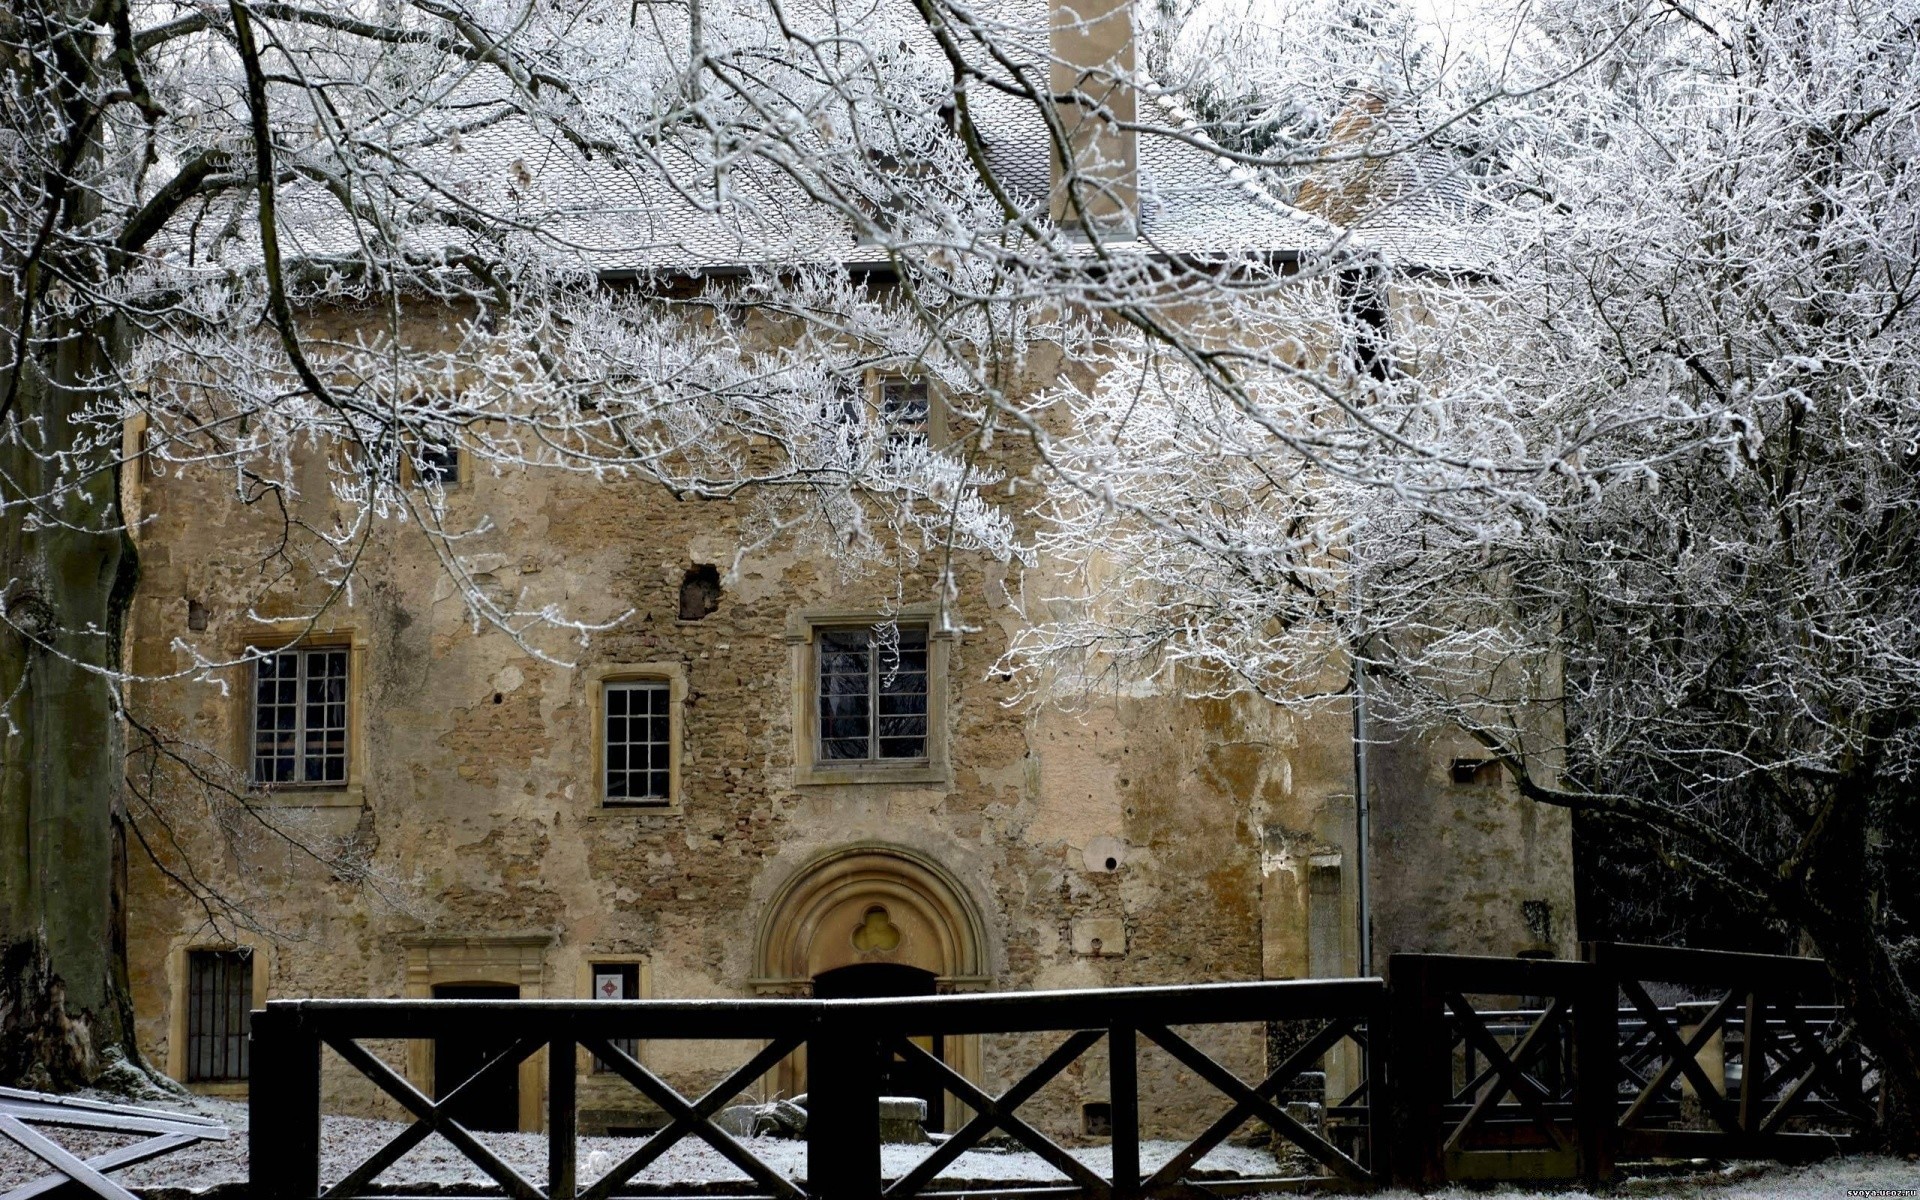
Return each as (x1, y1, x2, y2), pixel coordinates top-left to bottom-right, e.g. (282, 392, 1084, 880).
(1107, 1025, 1138, 1200)
(0, 1133, 199, 1200)
(1618, 1127, 1852, 1162)
(271, 979, 1388, 1041)
(0, 1115, 142, 1200)
(0, 1105, 226, 1139)
(0, 1090, 224, 1129)
(549, 1038, 576, 1200)
(1591, 943, 1832, 994)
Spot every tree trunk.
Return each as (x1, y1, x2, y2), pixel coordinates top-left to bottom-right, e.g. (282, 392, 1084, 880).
(0, 302, 143, 1089)
(1791, 785, 1920, 1152)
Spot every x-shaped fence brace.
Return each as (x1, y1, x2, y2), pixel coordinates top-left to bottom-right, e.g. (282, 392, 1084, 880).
(1137, 1018, 1372, 1186)
(576, 1036, 803, 1200)
(0, 1087, 228, 1200)
(1440, 995, 1576, 1155)
(322, 1033, 549, 1200)
(877, 1014, 1372, 1198)
(1618, 982, 1878, 1139)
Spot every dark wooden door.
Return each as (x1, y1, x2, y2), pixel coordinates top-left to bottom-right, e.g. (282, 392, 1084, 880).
(432, 983, 520, 1131)
(813, 964, 944, 1129)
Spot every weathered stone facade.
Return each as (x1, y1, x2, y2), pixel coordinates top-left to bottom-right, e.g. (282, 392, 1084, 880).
(119, 312, 1574, 1146)
(116, 0, 1574, 1145)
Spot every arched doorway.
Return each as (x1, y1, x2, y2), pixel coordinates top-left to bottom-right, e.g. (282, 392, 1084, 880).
(755, 845, 989, 1129)
(813, 963, 947, 1127)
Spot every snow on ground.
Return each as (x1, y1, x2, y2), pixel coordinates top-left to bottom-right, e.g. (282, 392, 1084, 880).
(3, 1091, 1914, 1197)
(0, 1093, 1275, 1191)
(1360, 1157, 1920, 1200)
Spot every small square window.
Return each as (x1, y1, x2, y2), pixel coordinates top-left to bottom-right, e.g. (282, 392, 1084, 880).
(252, 647, 349, 785)
(878, 377, 929, 446)
(589, 962, 642, 1073)
(415, 441, 459, 485)
(817, 625, 928, 763)
(604, 680, 672, 804)
(186, 949, 253, 1082)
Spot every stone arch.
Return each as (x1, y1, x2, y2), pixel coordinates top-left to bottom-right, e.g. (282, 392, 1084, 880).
(755, 843, 989, 990)
(754, 844, 990, 1125)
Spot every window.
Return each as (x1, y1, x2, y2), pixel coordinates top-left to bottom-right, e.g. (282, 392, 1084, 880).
(604, 680, 671, 803)
(415, 440, 459, 485)
(253, 646, 349, 785)
(589, 962, 641, 1072)
(878, 376, 930, 446)
(824, 376, 932, 467)
(817, 624, 929, 762)
(186, 949, 253, 1082)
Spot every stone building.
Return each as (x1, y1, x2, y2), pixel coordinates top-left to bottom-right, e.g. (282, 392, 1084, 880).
(119, 0, 1574, 1145)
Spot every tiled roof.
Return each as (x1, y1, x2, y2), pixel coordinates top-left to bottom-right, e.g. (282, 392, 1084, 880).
(260, 0, 1358, 276)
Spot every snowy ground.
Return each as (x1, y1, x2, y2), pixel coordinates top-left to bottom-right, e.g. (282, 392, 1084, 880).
(3, 1091, 1914, 1197)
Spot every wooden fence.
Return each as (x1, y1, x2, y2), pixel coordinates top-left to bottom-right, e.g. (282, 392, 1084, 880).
(249, 943, 1880, 1199)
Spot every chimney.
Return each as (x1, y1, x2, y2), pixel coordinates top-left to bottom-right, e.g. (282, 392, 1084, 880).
(1049, 0, 1137, 234)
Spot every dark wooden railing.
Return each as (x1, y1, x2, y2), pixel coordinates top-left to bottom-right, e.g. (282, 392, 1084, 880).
(252, 978, 1386, 1200)
(251, 943, 1881, 1198)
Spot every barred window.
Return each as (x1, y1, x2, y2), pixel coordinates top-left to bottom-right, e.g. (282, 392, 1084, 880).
(604, 680, 671, 803)
(253, 647, 349, 785)
(818, 625, 929, 762)
(186, 949, 252, 1082)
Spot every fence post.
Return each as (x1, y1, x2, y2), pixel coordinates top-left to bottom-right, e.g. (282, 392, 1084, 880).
(1385, 956, 1444, 1189)
(1108, 1023, 1139, 1199)
(251, 1005, 322, 1200)
(807, 1009, 882, 1200)
(1364, 988, 1391, 1188)
(1573, 961, 1618, 1184)
(548, 1036, 576, 1200)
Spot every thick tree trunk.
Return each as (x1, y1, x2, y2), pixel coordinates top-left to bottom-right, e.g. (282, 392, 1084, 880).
(0, 308, 143, 1089)
(1791, 784, 1920, 1151)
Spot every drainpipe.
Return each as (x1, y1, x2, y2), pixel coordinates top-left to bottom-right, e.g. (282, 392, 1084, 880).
(1353, 640, 1373, 979)
(1338, 264, 1389, 982)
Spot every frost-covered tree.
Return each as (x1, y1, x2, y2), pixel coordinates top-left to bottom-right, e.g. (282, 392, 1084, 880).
(1010, 0, 1920, 1139)
(1, 0, 1537, 1089)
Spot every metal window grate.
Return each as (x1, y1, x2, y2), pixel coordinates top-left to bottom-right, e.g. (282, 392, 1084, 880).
(186, 949, 252, 1082)
(253, 648, 349, 784)
(818, 625, 928, 762)
(605, 681, 671, 802)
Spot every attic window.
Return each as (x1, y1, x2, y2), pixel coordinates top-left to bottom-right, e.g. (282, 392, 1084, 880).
(679, 565, 721, 621)
(879, 377, 929, 444)
(1450, 758, 1498, 785)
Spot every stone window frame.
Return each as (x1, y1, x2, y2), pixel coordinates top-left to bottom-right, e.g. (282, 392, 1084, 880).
(164, 937, 271, 1097)
(585, 661, 687, 812)
(573, 954, 654, 1077)
(235, 626, 367, 808)
(866, 370, 948, 451)
(785, 604, 951, 787)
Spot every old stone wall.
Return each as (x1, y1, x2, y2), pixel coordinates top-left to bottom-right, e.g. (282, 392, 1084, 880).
(120, 304, 1573, 1148)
